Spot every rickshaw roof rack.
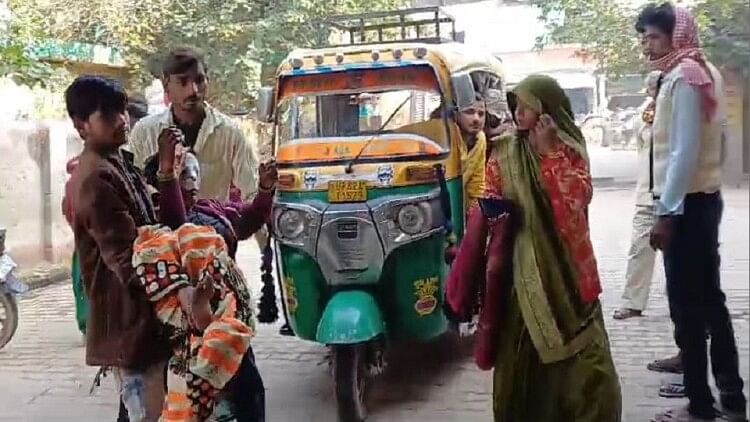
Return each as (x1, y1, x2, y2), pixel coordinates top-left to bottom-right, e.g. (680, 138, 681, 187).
(323, 7, 458, 47)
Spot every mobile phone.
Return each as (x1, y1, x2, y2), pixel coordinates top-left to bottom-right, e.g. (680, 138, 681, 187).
(478, 198, 511, 219)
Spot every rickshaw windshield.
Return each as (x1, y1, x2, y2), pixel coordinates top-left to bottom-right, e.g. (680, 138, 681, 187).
(278, 88, 444, 140)
(275, 66, 451, 166)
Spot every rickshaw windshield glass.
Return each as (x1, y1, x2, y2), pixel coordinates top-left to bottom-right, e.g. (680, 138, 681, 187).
(277, 88, 445, 146)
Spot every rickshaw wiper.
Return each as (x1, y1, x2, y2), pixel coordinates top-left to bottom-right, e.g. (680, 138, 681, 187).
(344, 96, 411, 174)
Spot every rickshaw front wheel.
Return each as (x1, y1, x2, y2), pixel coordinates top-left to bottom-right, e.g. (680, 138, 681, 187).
(333, 344, 368, 422)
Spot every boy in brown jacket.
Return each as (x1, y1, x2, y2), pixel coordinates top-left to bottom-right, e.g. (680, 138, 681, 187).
(66, 75, 195, 421)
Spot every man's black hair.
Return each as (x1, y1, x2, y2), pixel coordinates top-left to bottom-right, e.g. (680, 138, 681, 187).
(635, 2, 676, 36)
(162, 47, 208, 78)
(64, 75, 128, 121)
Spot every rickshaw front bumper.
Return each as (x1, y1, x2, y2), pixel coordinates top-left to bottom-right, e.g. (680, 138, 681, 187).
(273, 189, 445, 286)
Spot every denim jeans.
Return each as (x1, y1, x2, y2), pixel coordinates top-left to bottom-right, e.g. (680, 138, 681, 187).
(114, 360, 167, 422)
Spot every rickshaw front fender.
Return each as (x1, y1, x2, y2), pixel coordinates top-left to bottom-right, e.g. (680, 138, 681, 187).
(316, 291, 384, 344)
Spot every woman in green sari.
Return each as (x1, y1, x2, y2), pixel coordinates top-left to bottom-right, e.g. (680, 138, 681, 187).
(478, 75, 621, 421)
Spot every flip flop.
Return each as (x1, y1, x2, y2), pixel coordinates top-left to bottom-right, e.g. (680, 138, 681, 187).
(659, 382, 687, 398)
(648, 354, 684, 374)
(613, 308, 644, 320)
(651, 406, 719, 422)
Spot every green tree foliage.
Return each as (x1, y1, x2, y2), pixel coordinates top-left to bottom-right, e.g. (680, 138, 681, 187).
(0, 7, 52, 87)
(532, 0, 750, 77)
(693, 0, 750, 74)
(5, 0, 407, 111)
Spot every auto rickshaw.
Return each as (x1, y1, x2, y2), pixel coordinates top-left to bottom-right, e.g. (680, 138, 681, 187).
(255, 8, 506, 421)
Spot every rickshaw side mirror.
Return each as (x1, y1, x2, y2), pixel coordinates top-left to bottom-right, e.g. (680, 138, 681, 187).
(256, 87, 275, 123)
(451, 74, 477, 111)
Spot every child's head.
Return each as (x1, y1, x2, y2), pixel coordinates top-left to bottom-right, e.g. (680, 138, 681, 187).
(144, 150, 202, 211)
(65, 75, 129, 149)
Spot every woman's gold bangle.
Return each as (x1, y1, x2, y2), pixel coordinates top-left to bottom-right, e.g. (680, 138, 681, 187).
(157, 171, 176, 182)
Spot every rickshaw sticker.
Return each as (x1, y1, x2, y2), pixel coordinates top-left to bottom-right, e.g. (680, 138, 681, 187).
(303, 170, 318, 190)
(414, 276, 439, 316)
(377, 165, 394, 186)
(334, 144, 351, 156)
(283, 276, 299, 315)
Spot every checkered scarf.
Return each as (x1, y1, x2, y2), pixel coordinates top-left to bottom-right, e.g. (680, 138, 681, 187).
(649, 7, 717, 120)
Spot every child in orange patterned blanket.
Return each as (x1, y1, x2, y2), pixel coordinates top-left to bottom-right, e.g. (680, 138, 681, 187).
(132, 223, 264, 422)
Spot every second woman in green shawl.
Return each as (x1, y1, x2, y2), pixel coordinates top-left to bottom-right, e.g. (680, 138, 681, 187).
(483, 75, 622, 421)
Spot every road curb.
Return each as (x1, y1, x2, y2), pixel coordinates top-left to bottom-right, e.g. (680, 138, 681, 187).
(593, 178, 636, 189)
(19, 265, 70, 291)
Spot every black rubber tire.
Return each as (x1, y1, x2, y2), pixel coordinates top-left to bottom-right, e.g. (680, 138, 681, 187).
(333, 344, 367, 422)
(0, 292, 19, 349)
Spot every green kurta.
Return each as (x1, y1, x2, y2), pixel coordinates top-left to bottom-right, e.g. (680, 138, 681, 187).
(71, 251, 88, 334)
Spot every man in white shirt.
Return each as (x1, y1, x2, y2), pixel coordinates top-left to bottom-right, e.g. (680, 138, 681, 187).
(614, 71, 662, 321)
(637, 4, 745, 421)
(129, 48, 259, 203)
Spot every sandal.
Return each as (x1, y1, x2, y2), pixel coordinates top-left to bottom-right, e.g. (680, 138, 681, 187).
(613, 308, 643, 320)
(648, 353, 684, 374)
(659, 382, 687, 398)
(651, 406, 719, 422)
(278, 323, 294, 336)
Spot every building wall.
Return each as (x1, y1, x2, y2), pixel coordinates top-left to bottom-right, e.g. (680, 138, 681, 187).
(722, 69, 747, 185)
(0, 119, 81, 268)
(496, 46, 597, 84)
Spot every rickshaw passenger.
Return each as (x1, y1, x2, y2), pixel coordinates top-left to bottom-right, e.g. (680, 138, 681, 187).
(398, 96, 486, 211)
(454, 94, 487, 210)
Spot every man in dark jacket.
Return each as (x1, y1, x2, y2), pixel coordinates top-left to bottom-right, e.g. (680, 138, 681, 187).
(65, 75, 188, 421)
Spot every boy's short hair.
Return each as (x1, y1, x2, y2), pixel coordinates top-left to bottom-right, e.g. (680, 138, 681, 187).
(162, 47, 208, 78)
(635, 2, 676, 36)
(65, 75, 128, 121)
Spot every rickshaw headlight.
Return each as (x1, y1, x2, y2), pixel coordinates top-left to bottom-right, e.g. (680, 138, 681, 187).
(277, 209, 306, 239)
(396, 204, 426, 235)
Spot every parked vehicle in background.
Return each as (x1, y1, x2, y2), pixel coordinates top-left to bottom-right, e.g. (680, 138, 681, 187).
(0, 228, 29, 349)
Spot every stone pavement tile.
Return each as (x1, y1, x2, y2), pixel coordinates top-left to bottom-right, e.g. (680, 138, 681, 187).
(0, 187, 747, 421)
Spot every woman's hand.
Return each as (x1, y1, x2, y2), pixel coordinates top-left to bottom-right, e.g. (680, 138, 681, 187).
(258, 159, 278, 191)
(530, 114, 559, 155)
(157, 127, 184, 176)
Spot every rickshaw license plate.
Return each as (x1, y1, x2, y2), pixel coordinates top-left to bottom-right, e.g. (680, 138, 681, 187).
(328, 180, 367, 203)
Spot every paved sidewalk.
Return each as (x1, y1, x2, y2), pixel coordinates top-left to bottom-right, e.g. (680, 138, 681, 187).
(0, 187, 747, 421)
